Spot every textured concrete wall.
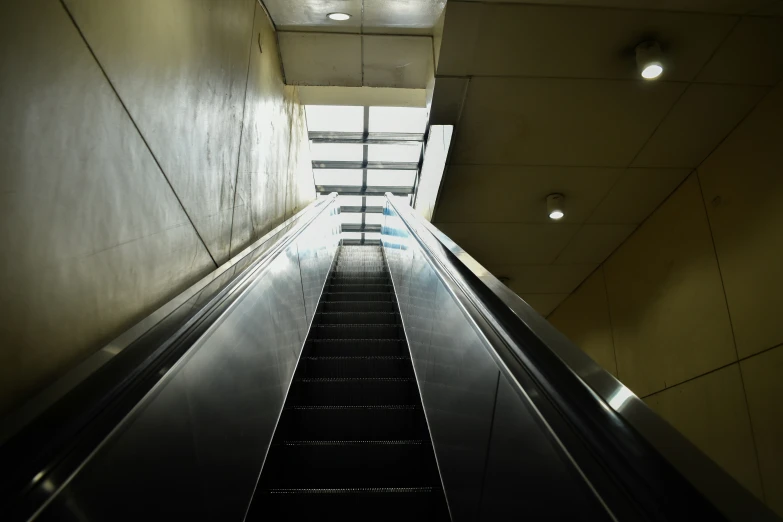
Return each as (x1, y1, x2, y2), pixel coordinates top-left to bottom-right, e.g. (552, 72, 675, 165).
(549, 83, 783, 516)
(0, 0, 314, 416)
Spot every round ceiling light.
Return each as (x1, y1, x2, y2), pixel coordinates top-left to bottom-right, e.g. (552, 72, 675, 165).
(327, 12, 351, 21)
(547, 194, 565, 221)
(636, 41, 664, 80)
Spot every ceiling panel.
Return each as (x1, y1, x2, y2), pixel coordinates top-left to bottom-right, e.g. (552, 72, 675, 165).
(265, 0, 445, 33)
(434, 165, 622, 223)
(363, 35, 433, 89)
(363, 0, 446, 34)
(696, 16, 783, 85)
(266, 0, 363, 32)
(451, 4, 736, 80)
(278, 33, 362, 86)
(555, 224, 637, 264)
(451, 77, 685, 167)
(752, 1, 783, 16)
(434, 222, 580, 265)
(485, 263, 598, 294)
(588, 168, 691, 224)
(458, 0, 770, 15)
(632, 83, 769, 168)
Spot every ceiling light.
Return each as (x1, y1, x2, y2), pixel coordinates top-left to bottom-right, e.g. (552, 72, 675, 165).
(327, 12, 351, 21)
(636, 41, 664, 80)
(547, 194, 565, 221)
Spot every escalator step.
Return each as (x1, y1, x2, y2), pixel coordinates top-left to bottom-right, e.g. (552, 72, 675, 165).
(323, 291, 392, 302)
(311, 324, 400, 339)
(287, 380, 421, 406)
(299, 356, 413, 378)
(319, 301, 395, 313)
(315, 312, 398, 325)
(306, 339, 408, 357)
(248, 487, 450, 522)
(260, 443, 440, 488)
(326, 283, 392, 293)
(330, 275, 389, 284)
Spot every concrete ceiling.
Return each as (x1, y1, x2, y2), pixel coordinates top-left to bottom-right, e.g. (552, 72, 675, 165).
(262, 0, 446, 34)
(431, 0, 783, 316)
(261, 0, 445, 88)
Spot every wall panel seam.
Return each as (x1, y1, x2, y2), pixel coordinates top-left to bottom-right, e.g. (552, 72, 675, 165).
(57, 0, 218, 267)
(694, 171, 767, 503)
(229, 0, 258, 258)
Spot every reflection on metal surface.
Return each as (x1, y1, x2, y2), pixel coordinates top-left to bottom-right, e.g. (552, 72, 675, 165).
(382, 201, 613, 522)
(7, 196, 340, 521)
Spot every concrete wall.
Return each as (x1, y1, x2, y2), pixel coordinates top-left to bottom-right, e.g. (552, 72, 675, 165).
(0, 0, 314, 416)
(549, 82, 783, 516)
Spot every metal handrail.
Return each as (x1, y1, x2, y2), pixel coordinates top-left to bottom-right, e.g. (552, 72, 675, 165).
(0, 193, 339, 519)
(384, 193, 778, 522)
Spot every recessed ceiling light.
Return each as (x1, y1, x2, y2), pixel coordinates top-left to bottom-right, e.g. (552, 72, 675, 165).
(641, 63, 663, 79)
(547, 194, 565, 221)
(327, 12, 351, 21)
(636, 41, 664, 80)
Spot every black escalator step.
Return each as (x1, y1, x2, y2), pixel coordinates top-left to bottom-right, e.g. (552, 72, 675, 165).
(275, 406, 426, 440)
(323, 291, 391, 302)
(319, 301, 394, 313)
(248, 488, 449, 522)
(296, 377, 413, 383)
(311, 324, 400, 339)
(277, 440, 424, 446)
(307, 339, 407, 356)
(260, 443, 440, 488)
(333, 263, 386, 268)
(326, 283, 392, 293)
(288, 380, 420, 406)
(315, 311, 398, 325)
(330, 275, 389, 284)
(299, 356, 413, 378)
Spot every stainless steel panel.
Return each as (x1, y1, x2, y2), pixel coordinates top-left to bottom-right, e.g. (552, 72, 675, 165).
(0, 0, 216, 417)
(38, 242, 313, 520)
(383, 204, 498, 521)
(296, 206, 340, 324)
(417, 281, 499, 521)
(480, 375, 610, 521)
(64, 0, 256, 265)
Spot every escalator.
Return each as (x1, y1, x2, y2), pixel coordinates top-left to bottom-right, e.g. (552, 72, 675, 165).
(248, 245, 449, 520)
(0, 194, 777, 522)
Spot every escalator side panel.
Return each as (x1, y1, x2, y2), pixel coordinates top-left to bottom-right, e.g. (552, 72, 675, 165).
(382, 205, 614, 522)
(37, 237, 337, 521)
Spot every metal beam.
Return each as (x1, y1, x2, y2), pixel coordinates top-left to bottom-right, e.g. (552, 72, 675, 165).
(317, 185, 413, 196)
(313, 161, 419, 170)
(340, 205, 384, 214)
(341, 223, 382, 233)
(309, 131, 424, 144)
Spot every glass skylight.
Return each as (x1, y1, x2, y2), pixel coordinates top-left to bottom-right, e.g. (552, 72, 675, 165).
(368, 143, 422, 163)
(311, 142, 363, 162)
(305, 106, 363, 133)
(366, 170, 417, 188)
(306, 105, 428, 244)
(369, 107, 428, 133)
